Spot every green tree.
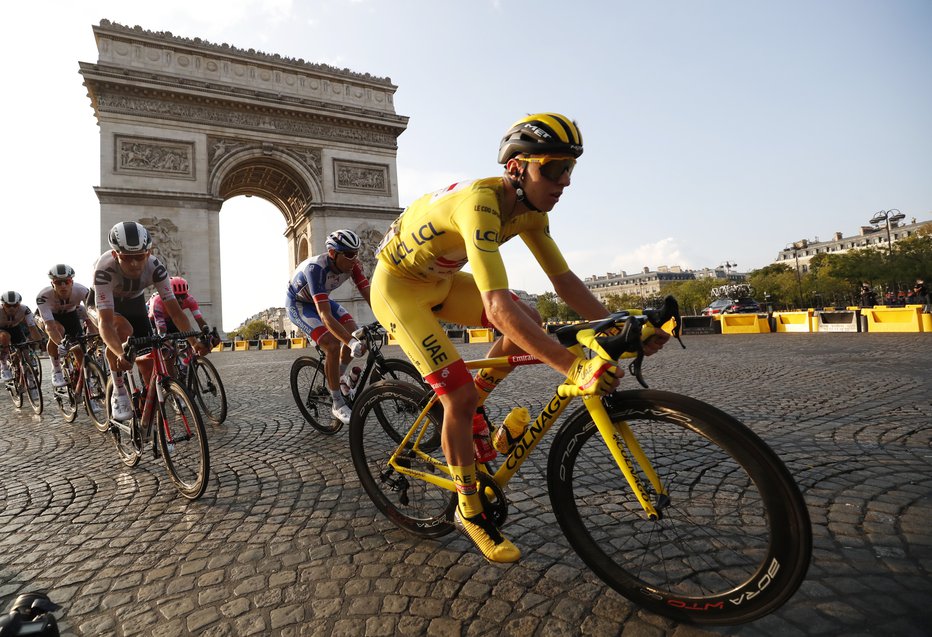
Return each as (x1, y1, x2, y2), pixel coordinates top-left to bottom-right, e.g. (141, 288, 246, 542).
(228, 319, 273, 341)
(663, 278, 727, 315)
(602, 293, 646, 313)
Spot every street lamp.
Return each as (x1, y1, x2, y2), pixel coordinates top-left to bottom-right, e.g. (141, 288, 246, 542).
(786, 241, 805, 309)
(869, 208, 906, 254)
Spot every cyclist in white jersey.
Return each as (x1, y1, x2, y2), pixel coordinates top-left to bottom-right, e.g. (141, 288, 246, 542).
(0, 291, 43, 382)
(94, 221, 208, 420)
(35, 264, 97, 388)
(286, 229, 372, 425)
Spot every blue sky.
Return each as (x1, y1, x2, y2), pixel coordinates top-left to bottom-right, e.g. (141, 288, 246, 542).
(3, 1, 930, 330)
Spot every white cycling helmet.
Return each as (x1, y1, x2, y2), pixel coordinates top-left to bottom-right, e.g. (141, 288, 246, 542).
(1, 291, 23, 305)
(326, 229, 361, 253)
(49, 264, 76, 281)
(108, 221, 152, 254)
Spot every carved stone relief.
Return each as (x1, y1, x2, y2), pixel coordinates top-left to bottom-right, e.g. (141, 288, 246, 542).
(139, 216, 184, 276)
(115, 135, 194, 179)
(356, 226, 386, 279)
(333, 160, 390, 196)
(97, 93, 397, 148)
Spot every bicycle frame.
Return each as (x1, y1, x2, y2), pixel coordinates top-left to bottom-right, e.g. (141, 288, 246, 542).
(111, 344, 192, 451)
(312, 323, 391, 402)
(386, 346, 668, 521)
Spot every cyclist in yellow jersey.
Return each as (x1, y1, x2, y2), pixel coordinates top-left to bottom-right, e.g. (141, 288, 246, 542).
(372, 113, 669, 563)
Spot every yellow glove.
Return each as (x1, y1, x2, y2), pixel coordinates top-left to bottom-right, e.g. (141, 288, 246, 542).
(561, 356, 619, 397)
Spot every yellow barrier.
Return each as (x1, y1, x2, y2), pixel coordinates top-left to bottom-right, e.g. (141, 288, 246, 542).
(467, 328, 494, 343)
(211, 342, 225, 353)
(260, 339, 278, 350)
(233, 341, 249, 351)
(922, 313, 932, 333)
(865, 307, 923, 333)
(773, 310, 813, 333)
(387, 331, 398, 345)
(290, 338, 307, 349)
(720, 314, 770, 334)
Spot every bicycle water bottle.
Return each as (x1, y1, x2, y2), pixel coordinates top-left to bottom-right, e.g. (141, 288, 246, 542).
(349, 366, 362, 388)
(492, 406, 531, 454)
(472, 408, 497, 463)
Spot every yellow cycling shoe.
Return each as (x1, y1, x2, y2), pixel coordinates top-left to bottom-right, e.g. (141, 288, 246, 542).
(454, 506, 521, 563)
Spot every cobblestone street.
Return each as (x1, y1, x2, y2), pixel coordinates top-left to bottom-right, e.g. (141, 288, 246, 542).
(1, 334, 930, 636)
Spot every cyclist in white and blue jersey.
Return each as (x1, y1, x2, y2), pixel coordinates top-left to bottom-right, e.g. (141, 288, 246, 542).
(286, 229, 372, 425)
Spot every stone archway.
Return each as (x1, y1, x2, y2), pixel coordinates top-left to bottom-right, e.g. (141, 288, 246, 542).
(79, 20, 408, 329)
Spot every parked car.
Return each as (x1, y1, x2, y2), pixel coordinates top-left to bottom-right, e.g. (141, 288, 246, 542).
(701, 298, 762, 316)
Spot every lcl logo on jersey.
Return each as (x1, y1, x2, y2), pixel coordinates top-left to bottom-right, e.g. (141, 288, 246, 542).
(472, 229, 500, 253)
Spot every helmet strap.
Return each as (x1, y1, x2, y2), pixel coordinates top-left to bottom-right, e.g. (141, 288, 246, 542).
(507, 165, 540, 213)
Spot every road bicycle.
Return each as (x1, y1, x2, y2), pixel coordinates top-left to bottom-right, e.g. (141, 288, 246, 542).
(5, 341, 43, 415)
(53, 333, 108, 425)
(348, 297, 812, 625)
(106, 330, 210, 500)
(290, 321, 425, 435)
(164, 329, 227, 425)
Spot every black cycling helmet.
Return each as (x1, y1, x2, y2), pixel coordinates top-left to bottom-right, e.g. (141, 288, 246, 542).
(108, 221, 152, 254)
(497, 113, 584, 164)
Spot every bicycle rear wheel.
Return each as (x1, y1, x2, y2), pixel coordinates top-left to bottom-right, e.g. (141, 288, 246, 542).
(84, 359, 109, 431)
(289, 356, 340, 434)
(158, 379, 210, 499)
(189, 357, 228, 425)
(349, 380, 454, 538)
(105, 378, 141, 468)
(23, 363, 43, 415)
(547, 390, 811, 625)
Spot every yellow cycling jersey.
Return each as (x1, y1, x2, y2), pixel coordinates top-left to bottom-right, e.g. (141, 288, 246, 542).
(375, 177, 569, 292)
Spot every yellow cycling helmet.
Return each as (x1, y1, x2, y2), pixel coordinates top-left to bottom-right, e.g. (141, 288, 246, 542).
(497, 113, 583, 164)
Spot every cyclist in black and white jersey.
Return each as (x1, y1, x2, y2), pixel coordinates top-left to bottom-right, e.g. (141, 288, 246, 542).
(35, 264, 97, 388)
(93, 221, 208, 420)
(0, 291, 44, 382)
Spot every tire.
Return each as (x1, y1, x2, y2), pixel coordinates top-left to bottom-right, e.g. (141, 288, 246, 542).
(56, 354, 79, 423)
(290, 356, 341, 434)
(23, 363, 43, 415)
(349, 380, 455, 538)
(189, 358, 228, 425)
(106, 377, 141, 468)
(369, 358, 437, 449)
(8, 367, 24, 408)
(157, 379, 210, 499)
(547, 390, 812, 626)
(26, 349, 42, 385)
(84, 360, 109, 432)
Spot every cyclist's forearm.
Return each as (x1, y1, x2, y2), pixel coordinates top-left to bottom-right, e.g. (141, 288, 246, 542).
(484, 294, 576, 374)
(320, 312, 352, 345)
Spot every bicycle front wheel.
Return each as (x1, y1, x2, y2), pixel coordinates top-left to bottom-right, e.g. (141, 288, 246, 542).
(158, 379, 210, 499)
(349, 380, 454, 538)
(289, 356, 340, 434)
(26, 349, 42, 385)
(56, 356, 79, 423)
(190, 358, 228, 425)
(84, 359, 109, 431)
(547, 389, 811, 626)
(8, 368, 24, 408)
(106, 377, 141, 467)
(23, 363, 43, 415)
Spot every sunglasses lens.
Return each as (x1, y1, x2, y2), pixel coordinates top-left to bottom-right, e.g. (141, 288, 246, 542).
(539, 159, 575, 181)
(342, 251, 358, 259)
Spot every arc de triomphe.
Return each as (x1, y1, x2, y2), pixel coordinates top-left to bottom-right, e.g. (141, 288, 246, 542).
(79, 20, 408, 331)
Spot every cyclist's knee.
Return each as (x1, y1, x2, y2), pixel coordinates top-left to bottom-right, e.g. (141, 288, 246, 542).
(441, 381, 480, 414)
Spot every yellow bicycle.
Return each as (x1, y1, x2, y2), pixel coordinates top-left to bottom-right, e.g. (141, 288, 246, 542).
(348, 297, 812, 625)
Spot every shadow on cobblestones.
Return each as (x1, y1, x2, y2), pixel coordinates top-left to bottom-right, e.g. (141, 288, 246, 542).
(0, 334, 929, 635)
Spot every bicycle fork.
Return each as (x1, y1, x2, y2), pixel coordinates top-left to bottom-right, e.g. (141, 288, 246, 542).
(585, 396, 669, 520)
